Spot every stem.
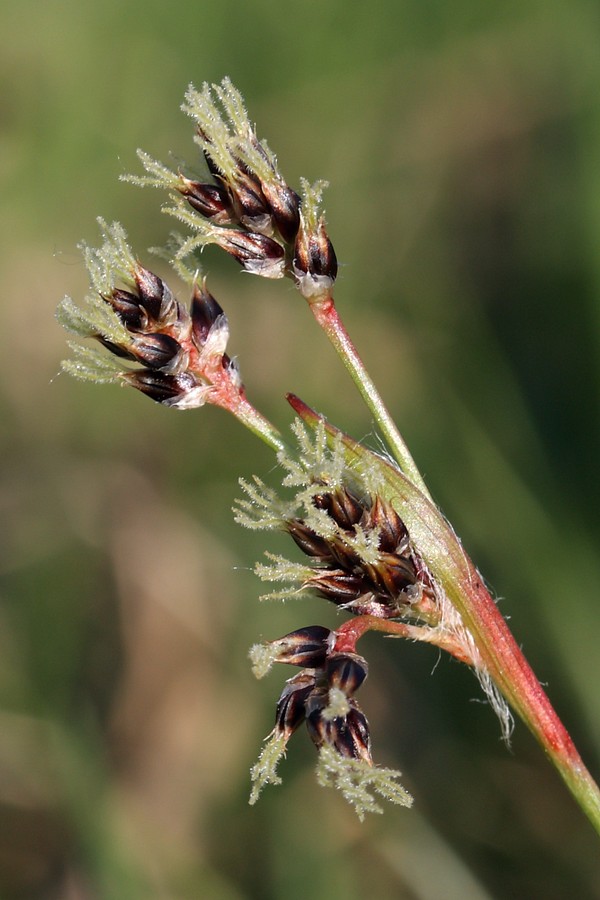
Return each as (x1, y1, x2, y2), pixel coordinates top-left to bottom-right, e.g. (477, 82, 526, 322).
(458, 575, 600, 834)
(333, 615, 477, 665)
(202, 352, 287, 455)
(227, 393, 287, 455)
(308, 294, 431, 500)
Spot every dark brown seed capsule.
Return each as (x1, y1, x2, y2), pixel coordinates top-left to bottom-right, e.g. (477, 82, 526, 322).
(363, 553, 417, 597)
(97, 337, 137, 361)
(294, 219, 337, 281)
(326, 537, 362, 573)
(190, 281, 226, 347)
(229, 171, 270, 226)
(286, 519, 336, 563)
(122, 370, 197, 404)
(217, 230, 285, 277)
(306, 694, 373, 763)
(343, 705, 372, 763)
(107, 289, 147, 331)
(261, 183, 301, 243)
(130, 333, 183, 370)
(268, 625, 332, 668)
(133, 266, 166, 321)
(304, 689, 330, 746)
(326, 652, 368, 697)
(368, 496, 409, 554)
(275, 671, 316, 739)
(313, 486, 365, 530)
(308, 570, 367, 604)
(179, 178, 235, 225)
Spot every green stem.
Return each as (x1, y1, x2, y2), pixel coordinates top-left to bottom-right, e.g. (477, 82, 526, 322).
(228, 393, 287, 455)
(308, 294, 431, 500)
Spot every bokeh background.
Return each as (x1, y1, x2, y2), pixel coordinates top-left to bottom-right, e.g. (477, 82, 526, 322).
(2, 0, 600, 897)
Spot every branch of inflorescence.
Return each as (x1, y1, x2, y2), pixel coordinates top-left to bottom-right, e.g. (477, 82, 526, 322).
(285, 393, 600, 837)
(305, 291, 432, 501)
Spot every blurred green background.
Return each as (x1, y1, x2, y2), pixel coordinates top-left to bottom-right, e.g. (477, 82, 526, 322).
(2, 0, 600, 897)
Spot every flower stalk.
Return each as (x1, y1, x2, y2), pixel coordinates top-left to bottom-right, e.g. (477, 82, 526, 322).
(307, 292, 431, 499)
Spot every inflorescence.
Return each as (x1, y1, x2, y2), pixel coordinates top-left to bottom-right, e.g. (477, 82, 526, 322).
(236, 418, 495, 814)
(57, 219, 243, 410)
(57, 78, 507, 819)
(58, 79, 337, 417)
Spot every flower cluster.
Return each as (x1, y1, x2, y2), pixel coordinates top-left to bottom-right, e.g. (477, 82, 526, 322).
(286, 486, 438, 619)
(235, 421, 440, 625)
(57, 221, 247, 412)
(125, 78, 337, 300)
(59, 78, 339, 421)
(235, 419, 483, 815)
(249, 625, 412, 819)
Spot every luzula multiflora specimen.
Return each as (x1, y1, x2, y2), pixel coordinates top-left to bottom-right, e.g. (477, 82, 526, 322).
(58, 79, 600, 829)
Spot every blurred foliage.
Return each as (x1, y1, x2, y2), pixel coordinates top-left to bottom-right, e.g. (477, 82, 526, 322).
(1, 0, 600, 897)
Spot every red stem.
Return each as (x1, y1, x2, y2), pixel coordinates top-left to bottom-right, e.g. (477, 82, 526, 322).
(333, 615, 476, 665)
(459, 574, 584, 763)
